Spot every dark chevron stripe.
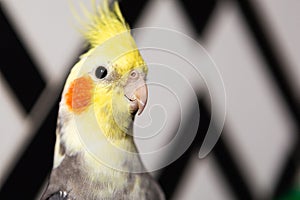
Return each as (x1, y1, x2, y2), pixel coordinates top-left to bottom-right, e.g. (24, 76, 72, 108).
(156, 0, 219, 196)
(118, 0, 150, 27)
(0, 0, 297, 199)
(235, 0, 300, 197)
(0, 50, 80, 198)
(158, 99, 254, 200)
(273, 140, 300, 198)
(0, 3, 45, 113)
(158, 99, 208, 199)
(158, 0, 254, 199)
(214, 138, 254, 200)
(235, 0, 300, 123)
(179, 0, 218, 36)
(0, 101, 58, 199)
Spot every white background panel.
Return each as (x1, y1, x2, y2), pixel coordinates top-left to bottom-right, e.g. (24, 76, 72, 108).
(173, 156, 235, 200)
(206, 2, 296, 198)
(135, 0, 194, 36)
(0, 76, 30, 186)
(254, 0, 300, 96)
(1, 0, 82, 82)
(132, 0, 205, 171)
(0, 0, 298, 199)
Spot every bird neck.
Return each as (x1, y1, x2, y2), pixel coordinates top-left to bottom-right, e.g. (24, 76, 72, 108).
(56, 105, 144, 173)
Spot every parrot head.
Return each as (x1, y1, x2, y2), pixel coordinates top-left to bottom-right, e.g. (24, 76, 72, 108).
(62, 1, 148, 140)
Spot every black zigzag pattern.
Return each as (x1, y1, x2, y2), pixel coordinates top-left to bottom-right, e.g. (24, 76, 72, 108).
(0, 0, 298, 199)
(0, 3, 45, 113)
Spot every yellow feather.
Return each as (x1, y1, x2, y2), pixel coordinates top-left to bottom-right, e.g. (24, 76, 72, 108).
(61, 0, 148, 153)
(71, 0, 147, 77)
(52, 3, 151, 191)
(79, 0, 130, 48)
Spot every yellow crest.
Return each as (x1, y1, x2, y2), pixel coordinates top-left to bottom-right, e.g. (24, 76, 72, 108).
(77, 0, 131, 48)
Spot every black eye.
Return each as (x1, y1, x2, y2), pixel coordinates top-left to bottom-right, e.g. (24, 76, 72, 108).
(95, 66, 107, 79)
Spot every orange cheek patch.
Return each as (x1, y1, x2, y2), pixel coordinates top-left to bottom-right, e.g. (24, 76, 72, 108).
(65, 76, 94, 113)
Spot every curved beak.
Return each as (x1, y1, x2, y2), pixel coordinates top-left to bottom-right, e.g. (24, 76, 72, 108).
(124, 71, 148, 115)
(134, 83, 148, 115)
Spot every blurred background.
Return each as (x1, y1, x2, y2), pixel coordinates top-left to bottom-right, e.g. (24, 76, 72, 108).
(0, 0, 299, 199)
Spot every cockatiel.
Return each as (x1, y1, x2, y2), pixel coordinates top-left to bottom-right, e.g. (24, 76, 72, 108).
(41, 1, 165, 200)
